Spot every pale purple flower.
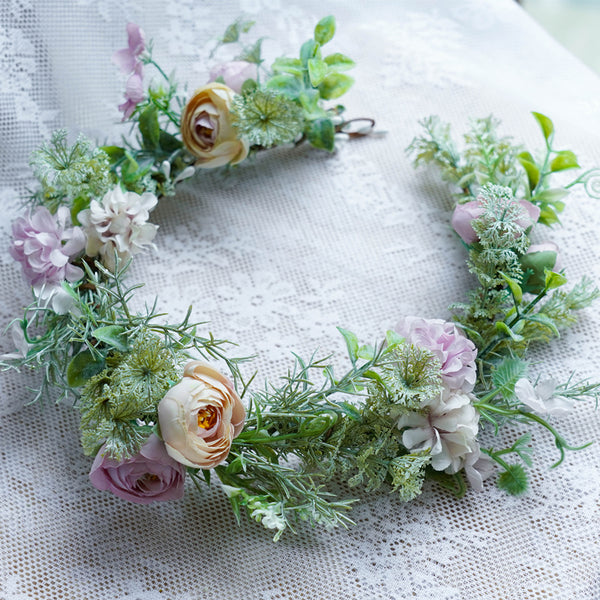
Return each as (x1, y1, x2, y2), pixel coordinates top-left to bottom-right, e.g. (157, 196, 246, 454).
(0, 322, 30, 361)
(463, 442, 495, 491)
(515, 377, 573, 417)
(118, 67, 144, 120)
(451, 198, 540, 245)
(396, 388, 479, 473)
(77, 186, 158, 271)
(90, 434, 186, 504)
(9, 206, 85, 291)
(208, 61, 258, 94)
(113, 23, 145, 74)
(396, 316, 477, 392)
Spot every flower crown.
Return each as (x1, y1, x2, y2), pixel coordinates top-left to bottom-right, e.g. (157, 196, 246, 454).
(3, 17, 600, 541)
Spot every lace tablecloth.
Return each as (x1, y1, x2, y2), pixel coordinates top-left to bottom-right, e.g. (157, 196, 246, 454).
(2, 1, 600, 598)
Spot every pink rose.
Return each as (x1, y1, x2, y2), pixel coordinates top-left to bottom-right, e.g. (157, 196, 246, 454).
(208, 61, 258, 94)
(89, 434, 186, 504)
(451, 199, 540, 245)
(396, 316, 477, 392)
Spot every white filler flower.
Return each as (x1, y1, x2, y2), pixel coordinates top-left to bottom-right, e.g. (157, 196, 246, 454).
(515, 378, 573, 417)
(78, 186, 158, 270)
(396, 388, 479, 473)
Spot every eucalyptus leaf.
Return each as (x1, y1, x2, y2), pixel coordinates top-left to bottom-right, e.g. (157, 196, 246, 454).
(324, 53, 355, 72)
(308, 58, 328, 87)
(318, 73, 354, 100)
(307, 117, 335, 151)
(314, 16, 336, 45)
(266, 74, 304, 99)
(272, 57, 303, 76)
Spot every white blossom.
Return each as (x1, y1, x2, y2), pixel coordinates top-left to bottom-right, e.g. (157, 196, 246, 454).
(463, 442, 495, 491)
(515, 377, 573, 417)
(396, 388, 479, 473)
(78, 186, 158, 270)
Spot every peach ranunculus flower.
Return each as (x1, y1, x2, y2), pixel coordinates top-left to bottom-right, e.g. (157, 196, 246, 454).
(180, 82, 249, 169)
(157, 361, 246, 469)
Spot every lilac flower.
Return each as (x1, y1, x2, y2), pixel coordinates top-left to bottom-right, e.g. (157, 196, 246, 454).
(113, 23, 145, 74)
(463, 442, 495, 491)
(396, 316, 477, 392)
(118, 66, 144, 120)
(396, 388, 479, 473)
(208, 61, 258, 94)
(515, 378, 573, 417)
(9, 206, 85, 292)
(451, 198, 540, 245)
(90, 434, 186, 504)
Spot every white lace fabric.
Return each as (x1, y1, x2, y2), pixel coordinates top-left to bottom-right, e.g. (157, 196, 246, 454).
(1, 1, 600, 598)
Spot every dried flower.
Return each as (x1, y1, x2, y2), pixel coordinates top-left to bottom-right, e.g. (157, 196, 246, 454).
(10, 206, 85, 291)
(77, 186, 158, 270)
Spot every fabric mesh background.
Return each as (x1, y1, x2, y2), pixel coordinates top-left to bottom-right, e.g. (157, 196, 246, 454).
(1, 1, 600, 598)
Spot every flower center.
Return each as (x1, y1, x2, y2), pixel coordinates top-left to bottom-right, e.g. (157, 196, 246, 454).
(197, 406, 218, 430)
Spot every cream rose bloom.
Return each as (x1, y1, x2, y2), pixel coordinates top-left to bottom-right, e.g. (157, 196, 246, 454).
(180, 82, 249, 169)
(157, 362, 245, 469)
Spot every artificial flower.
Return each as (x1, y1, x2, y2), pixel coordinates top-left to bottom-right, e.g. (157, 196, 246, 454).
(209, 61, 258, 94)
(10, 205, 85, 291)
(118, 66, 144, 120)
(515, 377, 573, 417)
(396, 388, 479, 473)
(463, 442, 495, 491)
(396, 316, 477, 392)
(451, 198, 540, 245)
(180, 82, 249, 168)
(89, 434, 186, 504)
(158, 361, 246, 469)
(113, 23, 145, 74)
(78, 186, 158, 271)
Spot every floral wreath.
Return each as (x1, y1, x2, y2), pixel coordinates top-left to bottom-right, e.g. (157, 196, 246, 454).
(3, 17, 600, 541)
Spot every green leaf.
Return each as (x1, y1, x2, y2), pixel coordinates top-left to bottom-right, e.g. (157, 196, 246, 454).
(523, 313, 560, 338)
(318, 73, 354, 100)
(300, 39, 321, 66)
(240, 78, 258, 95)
(544, 269, 568, 290)
(497, 463, 528, 496)
(385, 330, 405, 348)
(492, 357, 528, 400)
(272, 57, 303, 76)
(70, 195, 90, 225)
(265, 74, 304, 99)
(550, 150, 580, 172)
(307, 117, 335, 151)
(314, 16, 336, 45)
(517, 152, 540, 190)
(357, 344, 375, 360)
(138, 106, 160, 150)
(100, 145, 125, 163)
(534, 187, 569, 204)
(92, 325, 128, 352)
(337, 327, 359, 364)
(66, 351, 106, 388)
(532, 111, 554, 144)
(237, 38, 264, 65)
(338, 401, 362, 421)
(520, 249, 558, 293)
(499, 272, 523, 304)
(495, 321, 524, 342)
(538, 205, 561, 226)
(308, 58, 328, 87)
(324, 53, 355, 72)
(159, 130, 183, 153)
